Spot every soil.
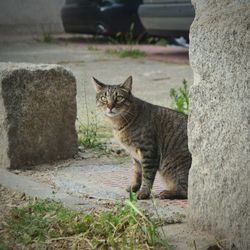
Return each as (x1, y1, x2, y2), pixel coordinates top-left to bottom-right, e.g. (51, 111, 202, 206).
(0, 185, 31, 225)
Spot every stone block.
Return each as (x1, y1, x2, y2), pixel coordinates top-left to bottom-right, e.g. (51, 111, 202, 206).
(0, 63, 77, 169)
(188, 1, 250, 249)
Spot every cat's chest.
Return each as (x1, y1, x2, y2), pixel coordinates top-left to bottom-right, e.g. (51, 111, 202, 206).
(114, 130, 142, 162)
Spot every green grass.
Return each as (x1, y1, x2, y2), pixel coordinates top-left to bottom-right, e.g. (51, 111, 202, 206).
(105, 48, 146, 59)
(1, 195, 172, 249)
(78, 80, 108, 151)
(77, 119, 104, 150)
(42, 32, 54, 43)
(108, 22, 169, 46)
(169, 79, 189, 114)
(87, 45, 99, 51)
(109, 22, 141, 45)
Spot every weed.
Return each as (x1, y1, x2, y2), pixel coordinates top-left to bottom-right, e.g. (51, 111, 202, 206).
(105, 48, 146, 59)
(42, 32, 54, 43)
(77, 116, 104, 150)
(169, 79, 189, 114)
(0, 243, 9, 250)
(145, 36, 169, 46)
(2, 197, 171, 249)
(77, 81, 106, 151)
(109, 23, 143, 45)
(108, 23, 169, 46)
(87, 45, 99, 51)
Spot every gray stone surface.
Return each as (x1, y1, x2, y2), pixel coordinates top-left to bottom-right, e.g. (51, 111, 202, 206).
(0, 169, 92, 211)
(188, 1, 250, 249)
(0, 63, 77, 169)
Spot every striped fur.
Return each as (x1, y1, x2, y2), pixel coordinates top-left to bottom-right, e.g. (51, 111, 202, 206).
(92, 76, 192, 200)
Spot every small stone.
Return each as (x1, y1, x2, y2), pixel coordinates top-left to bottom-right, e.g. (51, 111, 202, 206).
(13, 170, 21, 174)
(74, 154, 83, 160)
(78, 146, 85, 153)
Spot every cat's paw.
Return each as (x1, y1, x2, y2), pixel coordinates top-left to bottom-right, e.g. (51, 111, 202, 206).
(126, 184, 141, 193)
(158, 190, 187, 199)
(158, 190, 174, 199)
(136, 190, 150, 200)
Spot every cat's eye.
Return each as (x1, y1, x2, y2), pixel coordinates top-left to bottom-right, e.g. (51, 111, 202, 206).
(100, 96, 107, 102)
(116, 96, 124, 103)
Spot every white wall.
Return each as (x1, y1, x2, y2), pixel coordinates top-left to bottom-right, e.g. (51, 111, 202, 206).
(0, 0, 65, 35)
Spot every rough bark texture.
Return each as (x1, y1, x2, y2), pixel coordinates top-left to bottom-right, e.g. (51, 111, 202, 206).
(0, 63, 77, 169)
(188, 1, 250, 249)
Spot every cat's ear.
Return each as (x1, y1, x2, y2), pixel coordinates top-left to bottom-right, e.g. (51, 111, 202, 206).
(92, 77, 106, 92)
(120, 76, 132, 92)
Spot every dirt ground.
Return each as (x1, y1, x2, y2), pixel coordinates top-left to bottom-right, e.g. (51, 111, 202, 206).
(0, 185, 30, 225)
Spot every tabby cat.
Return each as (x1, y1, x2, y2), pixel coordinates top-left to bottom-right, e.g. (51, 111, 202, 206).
(92, 76, 192, 200)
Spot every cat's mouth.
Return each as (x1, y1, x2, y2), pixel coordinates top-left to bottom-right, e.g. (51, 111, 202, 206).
(105, 111, 120, 117)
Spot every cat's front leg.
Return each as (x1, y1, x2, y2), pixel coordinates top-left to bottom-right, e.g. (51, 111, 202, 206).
(136, 157, 158, 200)
(126, 158, 142, 193)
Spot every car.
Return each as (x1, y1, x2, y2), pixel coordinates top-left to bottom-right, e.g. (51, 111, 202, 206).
(61, 0, 145, 37)
(138, 0, 195, 41)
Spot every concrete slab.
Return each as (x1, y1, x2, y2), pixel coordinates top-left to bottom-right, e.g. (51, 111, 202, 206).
(13, 159, 187, 218)
(0, 169, 92, 211)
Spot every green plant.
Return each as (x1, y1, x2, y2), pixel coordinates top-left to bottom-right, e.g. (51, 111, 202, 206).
(109, 23, 169, 46)
(4, 199, 63, 247)
(42, 32, 54, 43)
(87, 45, 98, 51)
(145, 36, 169, 46)
(0, 243, 9, 250)
(105, 48, 146, 59)
(109, 22, 143, 45)
(169, 79, 189, 114)
(77, 115, 104, 150)
(2, 196, 171, 249)
(126, 190, 172, 249)
(77, 81, 106, 150)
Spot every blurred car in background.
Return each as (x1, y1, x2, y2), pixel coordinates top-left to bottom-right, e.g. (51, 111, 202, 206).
(61, 0, 144, 37)
(138, 0, 195, 41)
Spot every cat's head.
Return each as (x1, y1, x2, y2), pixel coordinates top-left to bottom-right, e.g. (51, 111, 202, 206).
(92, 76, 133, 118)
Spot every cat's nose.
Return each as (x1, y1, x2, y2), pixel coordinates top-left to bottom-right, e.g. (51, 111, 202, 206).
(107, 102, 114, 111)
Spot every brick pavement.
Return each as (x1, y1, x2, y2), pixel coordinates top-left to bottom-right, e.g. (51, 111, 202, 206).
(73, 164, 188, 207)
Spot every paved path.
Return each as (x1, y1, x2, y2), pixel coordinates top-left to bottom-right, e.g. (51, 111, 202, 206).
(0, 36, 193, 122)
